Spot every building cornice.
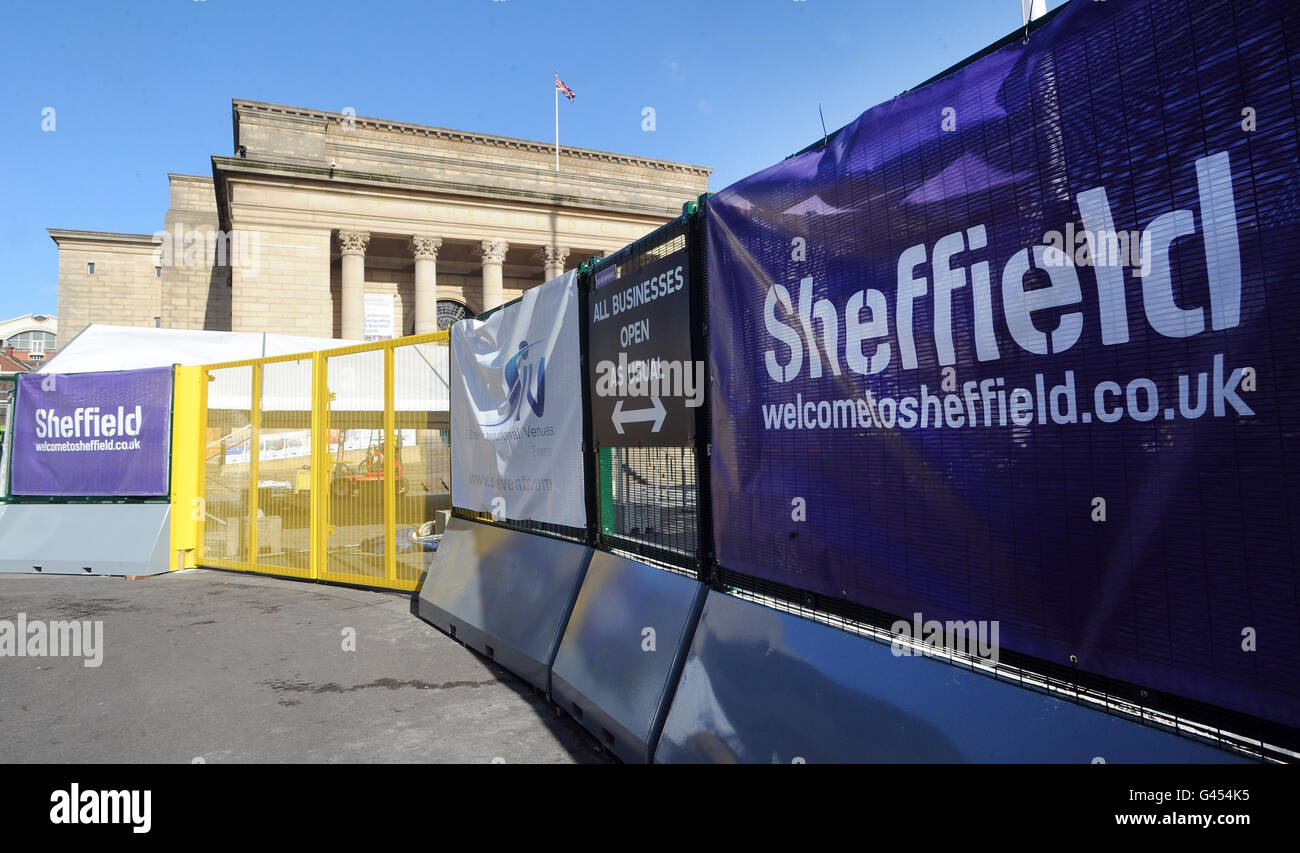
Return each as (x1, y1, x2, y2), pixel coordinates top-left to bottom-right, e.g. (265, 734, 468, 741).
(231, 98, 712, 178)
(47, 229, 161, 248)
(210, 156, 690, 222)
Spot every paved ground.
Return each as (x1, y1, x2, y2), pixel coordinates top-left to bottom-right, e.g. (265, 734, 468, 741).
(0, 569, 613, 764)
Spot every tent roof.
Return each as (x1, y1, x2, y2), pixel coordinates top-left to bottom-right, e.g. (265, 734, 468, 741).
(37, 325, 450, 421)
(38, 325, 355, 374)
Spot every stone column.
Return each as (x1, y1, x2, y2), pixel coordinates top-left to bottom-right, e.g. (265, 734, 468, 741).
(410, 235, 442, 334)
(476, 238, 509, 311)
(337, 230, 370, 340)
(539, 245, 570, 282)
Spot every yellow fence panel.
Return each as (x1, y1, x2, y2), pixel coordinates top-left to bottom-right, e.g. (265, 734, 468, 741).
(320, 347, 391, 588)
(392, 338, 452, 587)
(254, 357, 315, 579)
(200, 364, 254, 571)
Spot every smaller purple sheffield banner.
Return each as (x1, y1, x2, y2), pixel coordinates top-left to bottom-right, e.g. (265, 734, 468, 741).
(10, 367, 173, 497)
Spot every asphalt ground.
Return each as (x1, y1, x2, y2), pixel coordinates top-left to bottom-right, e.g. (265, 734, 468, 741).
(0, 569, 613, 764)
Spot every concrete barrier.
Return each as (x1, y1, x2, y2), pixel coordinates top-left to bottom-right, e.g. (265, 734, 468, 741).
(655, 590, 1247, 763)
(416, 516, 590, 693)
(550, 551, 706, 763)
(0, 503, 171, 576)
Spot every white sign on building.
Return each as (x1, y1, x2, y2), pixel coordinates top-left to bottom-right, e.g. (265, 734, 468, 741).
(363, 293, 395, 341)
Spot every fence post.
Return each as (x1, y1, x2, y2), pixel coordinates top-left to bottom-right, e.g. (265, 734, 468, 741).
(310, 352, 328, 580)
(688, 198, 715, 585)
(195, 367, 209, 566)
(576, 267, 598, 546)
(248, 362, 262, 570)
(383, 344, 397, 583)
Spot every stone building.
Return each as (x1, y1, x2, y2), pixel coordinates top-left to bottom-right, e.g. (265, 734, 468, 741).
(51, 99, 711, 343)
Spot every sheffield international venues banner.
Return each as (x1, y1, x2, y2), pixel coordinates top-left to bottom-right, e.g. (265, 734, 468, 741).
(449, 271, 586, 529)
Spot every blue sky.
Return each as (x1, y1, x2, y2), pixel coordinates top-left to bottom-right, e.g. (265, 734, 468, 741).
(0, 0, 1067, 323)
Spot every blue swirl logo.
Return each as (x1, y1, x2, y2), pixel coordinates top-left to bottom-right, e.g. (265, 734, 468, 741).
(485, 339, 546, 426)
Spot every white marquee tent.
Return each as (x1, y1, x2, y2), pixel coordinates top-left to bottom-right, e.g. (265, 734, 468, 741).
(37, 324, 354, 374)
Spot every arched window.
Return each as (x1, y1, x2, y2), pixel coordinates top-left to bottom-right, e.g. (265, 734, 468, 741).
(6, 330, 56, 353)
(436, 299, 473, 331)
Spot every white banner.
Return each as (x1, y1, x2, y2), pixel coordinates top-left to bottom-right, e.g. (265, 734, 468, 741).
(450, 270, 585, 528)
(363, 293, 395, 341)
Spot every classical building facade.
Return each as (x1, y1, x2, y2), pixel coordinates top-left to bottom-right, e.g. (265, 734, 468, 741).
(51, 99, 711, 342)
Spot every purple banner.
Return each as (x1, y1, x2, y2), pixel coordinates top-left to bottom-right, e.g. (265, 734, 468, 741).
(707, 0, 1299, 729)
(10, 367, 173, 497)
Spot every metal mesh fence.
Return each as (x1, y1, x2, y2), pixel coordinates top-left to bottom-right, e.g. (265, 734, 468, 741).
(392, 339, 451, 585)
(196, 333, 449, 592)
(597, 446, 697, 565)
(588, 213, 704, 573)
(256, 358, 314, 578)
(321, 348, 391, 587)
(201, 365, 253, 569)
(451, 508, 590, 545)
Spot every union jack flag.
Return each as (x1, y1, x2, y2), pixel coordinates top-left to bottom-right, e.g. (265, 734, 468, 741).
(555, 75, 576, 102)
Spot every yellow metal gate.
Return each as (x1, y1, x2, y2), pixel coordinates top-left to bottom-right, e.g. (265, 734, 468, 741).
(197, 332, 450, 592)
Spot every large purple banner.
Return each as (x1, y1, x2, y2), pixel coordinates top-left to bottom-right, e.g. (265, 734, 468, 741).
(10, 367, 173, 497)
(708, 0, 1299, 729)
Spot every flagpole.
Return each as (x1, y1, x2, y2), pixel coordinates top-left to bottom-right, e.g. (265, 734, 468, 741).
(554, 73, 560, 172)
